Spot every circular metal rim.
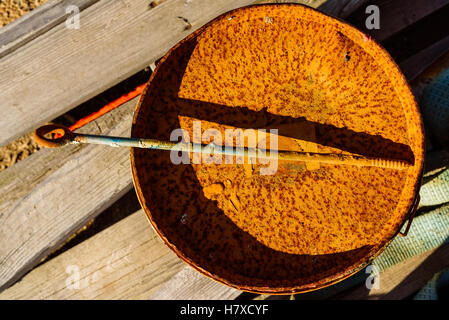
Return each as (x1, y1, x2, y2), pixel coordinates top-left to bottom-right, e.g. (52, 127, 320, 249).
(130, 3, 425, 294)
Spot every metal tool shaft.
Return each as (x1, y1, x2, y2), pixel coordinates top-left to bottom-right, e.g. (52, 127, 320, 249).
(34, 124, 413, 170)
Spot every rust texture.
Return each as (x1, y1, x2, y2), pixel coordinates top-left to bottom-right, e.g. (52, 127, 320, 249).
(130, 4, 424, 294)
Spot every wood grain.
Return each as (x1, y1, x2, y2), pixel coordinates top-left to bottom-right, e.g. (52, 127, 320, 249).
(150, 267, 241, 300)
(0, 0, 262, 147)
(0, 0, 99, 59)
(0, 97, 137, 291)
(0, 210, 185, 299)
(347, 0, 449, 42)
(317, 0, 369, 18)
(0, 0, 279, 293)
(410, 50, 449, 99)
(254, 0, 369, 19)
(400, 35, 449, 81)
(337, 244, 449, 300)
(0, 0, 370, 148)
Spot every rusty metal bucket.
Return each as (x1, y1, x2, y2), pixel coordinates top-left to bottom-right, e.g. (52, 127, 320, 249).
(130, 4, 424, 294)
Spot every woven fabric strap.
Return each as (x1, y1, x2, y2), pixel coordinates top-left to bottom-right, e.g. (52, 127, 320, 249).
(373, 204, 449, 273)
(420, 169, 449, 206)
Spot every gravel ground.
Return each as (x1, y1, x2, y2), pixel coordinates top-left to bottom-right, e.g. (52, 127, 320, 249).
(0, 133, 41, 171)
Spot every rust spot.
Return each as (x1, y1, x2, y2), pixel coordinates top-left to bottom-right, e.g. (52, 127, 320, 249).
(131, 4, 424, 294)
(203, 182, 225, 199)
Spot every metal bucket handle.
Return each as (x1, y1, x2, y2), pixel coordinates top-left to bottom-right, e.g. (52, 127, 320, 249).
(399, 194, 420, 237)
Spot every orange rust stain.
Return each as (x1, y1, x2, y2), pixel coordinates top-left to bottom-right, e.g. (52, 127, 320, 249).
(131, 4, 424, 293)
(203, 182, 225, 199)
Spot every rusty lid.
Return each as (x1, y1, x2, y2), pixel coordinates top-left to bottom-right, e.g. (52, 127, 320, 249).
(130, 4, 424, 294)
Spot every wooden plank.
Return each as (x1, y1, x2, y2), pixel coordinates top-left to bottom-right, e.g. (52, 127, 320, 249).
(317, 0, 369, 18)
(410, 50, 449, 99)
(150, 267, 241, 300)
(0, 97, 137, 292)
(337, 244, 449, 300)
(0, 0, 280, 294)
(255, 0, 369, 19)
(347, 0, 449, 42)
(0, 0, 99, 59)
(424, 150, 449, 177)
(0, 0, 263, 147)
(0, 210, 185, 299)
(377, 0, 449, 42)
(254, 0, 326, 6)
(400, 35, 449, 81)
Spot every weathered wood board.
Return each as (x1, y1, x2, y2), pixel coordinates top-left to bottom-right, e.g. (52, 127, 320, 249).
(410, 50, 449, 99)
(0, 0, 371, 147)
(348, 0, 449, 42)
(0, 0, 262, 147)
(3, 0, 448, 300)
(150, 267, 241, 300)
(0, 0, 371, 297)
(0, 97, 137, 291)
(0, 0, 99, 59)
(401, 35, 449, 81)
(317, 0, 369, 18)
(0, 210, 185, 299)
